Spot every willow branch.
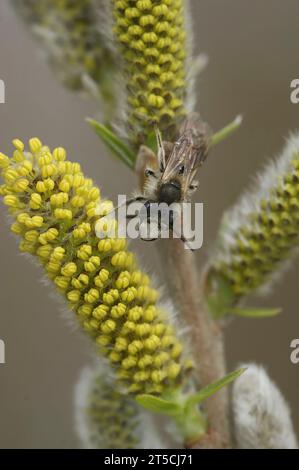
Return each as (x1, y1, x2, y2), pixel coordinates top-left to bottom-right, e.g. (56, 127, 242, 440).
(156, 239, 229, 448)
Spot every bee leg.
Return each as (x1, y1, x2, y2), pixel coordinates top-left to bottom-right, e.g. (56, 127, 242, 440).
(188, 180, 199, 193)
(107, 195, 147, 215)
(179, 234, 195, 251)
(139, 228, 193, 248)
(129, 196, 147, 203)
(168, 215, 195, 251)
(138, 215, 161, 242)
(140, 236, 158, 242)
(122, 195, 149, 224)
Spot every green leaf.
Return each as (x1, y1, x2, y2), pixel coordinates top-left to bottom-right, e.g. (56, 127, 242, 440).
(87, 118, 135, 170)
(211, 115, 243, 147)
(205, 271, 237, 319)
(145, 131, 157, 153)
(136, 394, 181, 416)
(230, 306, 281, 318)
(186, 368, 246, 410)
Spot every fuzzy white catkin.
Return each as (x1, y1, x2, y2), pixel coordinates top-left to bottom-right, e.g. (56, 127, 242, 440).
(215, 133, 299, 285)
(232, 363, 298, 449)
(74, 364, 168, 449)
(74, 366, 97, 449)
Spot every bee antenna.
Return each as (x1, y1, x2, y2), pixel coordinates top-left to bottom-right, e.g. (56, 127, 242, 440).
(154, 124, 165, 171)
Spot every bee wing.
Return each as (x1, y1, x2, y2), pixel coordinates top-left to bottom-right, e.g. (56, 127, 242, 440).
(162, 114, 211, 195)
(179, 112, 202, 134)
(161, 141, 187, 182)
(177, 147, 202, 198)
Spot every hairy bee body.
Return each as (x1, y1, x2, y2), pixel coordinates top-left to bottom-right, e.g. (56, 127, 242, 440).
(132, 114, 211, 246)
(117, 114, 211, 247)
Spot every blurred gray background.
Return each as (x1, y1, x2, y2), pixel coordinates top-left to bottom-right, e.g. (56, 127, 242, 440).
(0, 0, 299, 448)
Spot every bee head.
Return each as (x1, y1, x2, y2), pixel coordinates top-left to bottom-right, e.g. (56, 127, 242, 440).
(158, 181, 181, 204)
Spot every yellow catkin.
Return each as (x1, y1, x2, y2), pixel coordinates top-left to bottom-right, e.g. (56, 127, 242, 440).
(0, 138, 192, 395)
(207, 137, 299, 315)
(13, 0, 117, 118)
(111, 0, 188, 143)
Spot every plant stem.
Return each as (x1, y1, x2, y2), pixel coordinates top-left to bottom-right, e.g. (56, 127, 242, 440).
(157, 239, 230, 449)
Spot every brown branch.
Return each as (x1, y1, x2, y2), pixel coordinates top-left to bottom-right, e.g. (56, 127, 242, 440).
(157, 239, 230, 449)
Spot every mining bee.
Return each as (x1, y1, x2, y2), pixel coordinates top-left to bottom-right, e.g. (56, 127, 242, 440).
(106, 113, 211, 248)
(127, 113, 211, 247)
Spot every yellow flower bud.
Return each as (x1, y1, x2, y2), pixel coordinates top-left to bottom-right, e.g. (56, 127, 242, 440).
(54, 276, 70, 290)
(36, 181, 46, 193)
(25, 230, 39, 242)
(12, 138, 24, 151)
(19, 160, 32, 175)
(71, 195, 85, 208)
(77, 244, 92, 261)
(44, 178, 55, 191)
(67, 290, 81, 303)
(29, 137, 42, 153)
(4, 169, 19, 183)
(61, 262, 77, 277)
(0, 152, 10, 169)
(53, 147, 66, 161)
(59, 179, 70, 193)
(38, 152, 53, 166)
(85, 288, 100, 304)
(30, 193, 42, 210)
(54, 208, 73, 220)
(13, 149, 25, 163)
(11, 222, 23, 235)
(84, 256, 101, 273)
(4, 195, 19, 207)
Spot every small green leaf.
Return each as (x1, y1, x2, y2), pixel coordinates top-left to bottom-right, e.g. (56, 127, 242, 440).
(211, 115, 243, 147)
(230, 306, 281, 318)
(205, 270, 237, 319)
(145, 131, 157, 153)
(87, 118, 135, 169)
(136, 394, 181, 416)
(186, 368, 246, 409)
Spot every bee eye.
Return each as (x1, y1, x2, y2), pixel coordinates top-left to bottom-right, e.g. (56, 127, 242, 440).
(179, 165, 184, 174)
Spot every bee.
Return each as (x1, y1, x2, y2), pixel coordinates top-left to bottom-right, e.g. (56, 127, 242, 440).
(143, 113, 211, 200)
(110, 113, 211, 248)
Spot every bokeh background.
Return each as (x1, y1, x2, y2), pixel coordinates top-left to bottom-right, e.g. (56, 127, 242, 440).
(0, 0, 299, 448)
